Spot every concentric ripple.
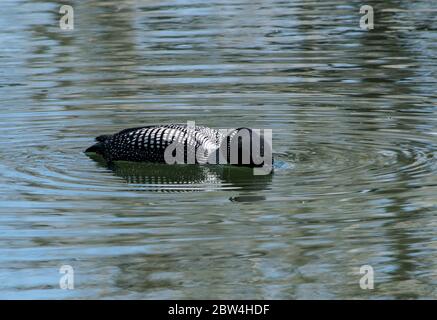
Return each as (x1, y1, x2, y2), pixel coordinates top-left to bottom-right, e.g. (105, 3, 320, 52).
(0, 0, 437, 300)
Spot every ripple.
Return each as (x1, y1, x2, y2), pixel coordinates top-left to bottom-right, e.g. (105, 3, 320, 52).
(0, 0, 437, 300)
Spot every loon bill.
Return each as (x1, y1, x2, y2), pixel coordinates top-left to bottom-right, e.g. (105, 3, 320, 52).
(85, 124, 272, 169)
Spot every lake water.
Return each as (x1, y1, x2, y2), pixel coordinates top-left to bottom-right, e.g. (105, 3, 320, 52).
(0, 0, 436, 299)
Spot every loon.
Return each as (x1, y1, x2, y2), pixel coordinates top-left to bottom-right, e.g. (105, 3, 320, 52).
(85, 124, 272, 169)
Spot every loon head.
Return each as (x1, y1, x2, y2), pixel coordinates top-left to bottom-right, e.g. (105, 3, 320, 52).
(218, 127, 273, 170)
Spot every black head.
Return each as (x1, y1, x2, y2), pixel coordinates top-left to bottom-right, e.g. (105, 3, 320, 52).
(219, 127, 273, 170)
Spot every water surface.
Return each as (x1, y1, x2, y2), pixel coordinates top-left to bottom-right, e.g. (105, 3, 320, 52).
(0, 0, 437, 299)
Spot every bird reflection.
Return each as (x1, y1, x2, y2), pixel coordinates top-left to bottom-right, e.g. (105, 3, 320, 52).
(87, 153, 272, 196)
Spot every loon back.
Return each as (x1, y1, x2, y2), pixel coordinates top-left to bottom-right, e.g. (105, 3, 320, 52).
(85, 124, 271, 168)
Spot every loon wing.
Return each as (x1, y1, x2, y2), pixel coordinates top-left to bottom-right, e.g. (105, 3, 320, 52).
(86, 124, 225, 164)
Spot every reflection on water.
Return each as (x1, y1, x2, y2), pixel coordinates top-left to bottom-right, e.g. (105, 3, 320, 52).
(88, 154, 273, 193)
(0, 0, 437, 299)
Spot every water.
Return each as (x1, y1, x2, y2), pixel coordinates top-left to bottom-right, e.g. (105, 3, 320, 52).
(0, 0, 436, 299)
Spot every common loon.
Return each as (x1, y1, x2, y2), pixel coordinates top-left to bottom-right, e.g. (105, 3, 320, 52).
(85, 124, 272, 169)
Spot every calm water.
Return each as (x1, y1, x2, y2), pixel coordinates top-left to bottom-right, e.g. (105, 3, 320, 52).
(0, 0, 436, 299)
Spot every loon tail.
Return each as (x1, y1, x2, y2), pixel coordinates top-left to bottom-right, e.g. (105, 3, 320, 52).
(85, 134, 112, 153)
(85, 142, 104, 154)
